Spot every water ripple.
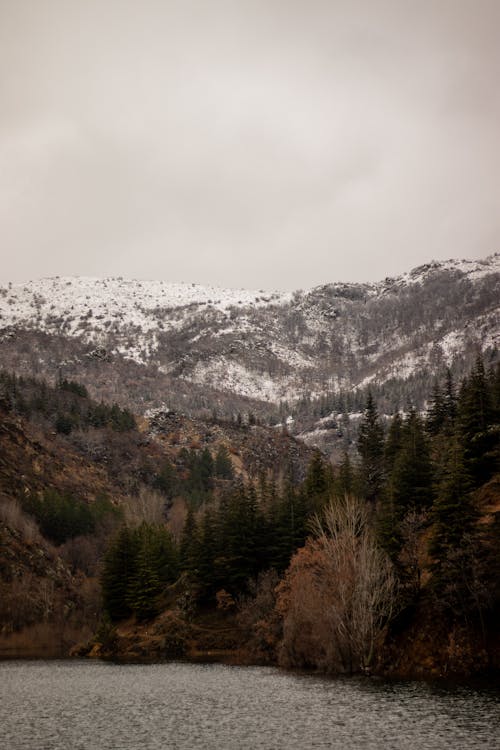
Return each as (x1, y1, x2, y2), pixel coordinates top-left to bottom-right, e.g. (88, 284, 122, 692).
(0, 661, 499, 749)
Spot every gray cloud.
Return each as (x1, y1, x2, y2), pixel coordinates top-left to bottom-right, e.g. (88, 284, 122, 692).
(1, 0, 499, 289)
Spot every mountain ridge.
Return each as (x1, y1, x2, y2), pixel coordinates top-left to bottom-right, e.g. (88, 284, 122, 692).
(1, 253, 499, 451)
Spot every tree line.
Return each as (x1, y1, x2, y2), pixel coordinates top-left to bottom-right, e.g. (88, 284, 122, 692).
(99, 356, 499, 675)
(0, 371, 136, 434)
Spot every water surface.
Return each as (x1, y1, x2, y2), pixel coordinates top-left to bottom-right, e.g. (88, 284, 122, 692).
(0, 661, 499, 749)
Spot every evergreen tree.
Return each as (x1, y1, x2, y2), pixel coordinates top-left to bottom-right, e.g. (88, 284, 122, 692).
(384, 412, 403, 476)
(154, 458, 177, 500)
(429, 434, 481, 619)
(443, 368, 457, 429)
(214, 445, 234, 479)
(101, 526, 139, 621)
(303, 451, 332, 513)
(430, 434, 475, 559)
(426, 381, 445, 436)
(126, 525, 163, 620)
(334, 451, 356, 497)
(357, 393, 385, 502)
(179, 508, 200, 575)
(378, 409, 433, 560)
(196, 509, 219, 598)
(150, 524, 179, 584)
(390, 408, 434, 514)
(458, 355, 497, 486)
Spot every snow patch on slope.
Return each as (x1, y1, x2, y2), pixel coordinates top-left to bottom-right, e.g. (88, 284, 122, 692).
(187, 359, 302, 403)
(0, 276, 291, 335)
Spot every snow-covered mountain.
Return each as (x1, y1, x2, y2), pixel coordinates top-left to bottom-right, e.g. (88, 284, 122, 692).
(1, 253, 499, 434)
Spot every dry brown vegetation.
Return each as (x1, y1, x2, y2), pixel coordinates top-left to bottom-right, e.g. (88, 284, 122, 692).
(276, 496, 397, 674)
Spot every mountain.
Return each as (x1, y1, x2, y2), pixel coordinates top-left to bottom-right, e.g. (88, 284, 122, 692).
(1, 298, 498, 677)
(1, 254, 499, 451)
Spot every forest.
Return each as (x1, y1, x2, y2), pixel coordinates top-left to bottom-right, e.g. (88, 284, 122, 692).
(0, 357, 499, 676)
(98, 356, 500, 675)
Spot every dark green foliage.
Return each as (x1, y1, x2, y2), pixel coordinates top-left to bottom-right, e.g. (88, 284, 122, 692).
(380, 362, 496, 623)
(430, 434, 475, 562)
(265, 481, 307, 572)
(195, 509, 219, 596)
(58, 378, 88, 399)
(335, 451, 354, 496)
(377, 409, 433, 560)
(178, 447, 215, 506)
(426, 370, 457, 437)
(214, 445, 234, 479)
(23, 490, 95, 544)
(357, 393, 385, 502)
(426, 381, 446, 436)
(302, 450, 332, 513)
(55, 413, 74, 435)
(214, 481, 262, 594)
(389, 409, 434, 513)
(102, 522, 178, 621)
(457, 356, 498, 486)
(384, 412, 403, 476)
(154, 458, 177, 499)
(21, 490, 119, 546)
(479, 512, 500, 619)
(179, 507, 199, 574)
(101, 526, 140, 621)
(0, 370, 136, 433)
(88, 401, 136, 431)
(427, 435, 484, 621)
(126, 529, 163, 621)
(177, 478, 284, 600)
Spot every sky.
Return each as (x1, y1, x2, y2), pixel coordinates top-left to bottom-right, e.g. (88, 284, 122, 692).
(1, 0, 499, 290)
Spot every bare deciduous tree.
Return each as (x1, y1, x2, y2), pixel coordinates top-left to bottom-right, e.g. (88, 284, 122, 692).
(0, 496, 41, 544)
(278, 495, 398, 673)
(122, 487, 166, 526)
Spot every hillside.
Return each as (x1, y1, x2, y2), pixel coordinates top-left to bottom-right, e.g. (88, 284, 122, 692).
(0, 374, 315, 657)
(0, 263, 499, 679)
(1, 255, 498, 454)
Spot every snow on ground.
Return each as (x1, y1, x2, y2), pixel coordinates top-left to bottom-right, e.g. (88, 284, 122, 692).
(296, 428, 333, 445)
(381, 253, 500, 290)
(0, 276, 291, 337)
(267, 342, 316, 369)
(0, 255, 497, 393)
(186, 359, 302, 403)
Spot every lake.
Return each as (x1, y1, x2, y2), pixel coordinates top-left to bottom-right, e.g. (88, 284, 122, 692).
(0, 661, 499, 749)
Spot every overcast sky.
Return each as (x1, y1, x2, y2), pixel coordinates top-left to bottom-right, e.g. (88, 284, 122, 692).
(1, 1, 499, 290)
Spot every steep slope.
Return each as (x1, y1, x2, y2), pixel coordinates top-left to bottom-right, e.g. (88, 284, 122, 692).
(0, 374, 316, 657)
(1, 254, 499, 432)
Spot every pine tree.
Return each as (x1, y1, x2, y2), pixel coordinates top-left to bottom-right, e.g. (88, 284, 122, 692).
(195, 508, 218, 599)
(215, 445, 234, 479)
(384, 412, 403, 477)
(101, 526, 139, 621)
(154, 458, 177, 500)
(378, 409, 434, 560)
(303, 450, 332, 513)
(430, 434, 475, 559)
(426, 381, 445, 436)
(429, 434, 480, 619)
(442, 368, 457, 429)
(126, 524, 163, 620)
(334, 451, 355, 497)
(390, 408, 434, 514)
(179, 508, 200, 576)
(457, 355, 496, 486)
(214, 481, 265, 594)
(357, 393, 385, 503)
